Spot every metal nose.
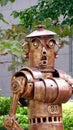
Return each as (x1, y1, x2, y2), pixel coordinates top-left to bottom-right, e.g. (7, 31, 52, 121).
(42, 47, 47, 55)
(40, 47, 47, 66)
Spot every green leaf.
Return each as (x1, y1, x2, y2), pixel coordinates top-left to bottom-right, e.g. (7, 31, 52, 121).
(11, 11, 19, 18)
(0, 0, 8, 6)
(10, 0, 15, 3)
(70, 25, 73, 37)
(0, 0, 15, 6)
(1, 18, 9, 24)
(0, 40, 23, 56)
(0, 13, 8, 24)
(0, 13, 3, 19)
(63, 25, 70, 37)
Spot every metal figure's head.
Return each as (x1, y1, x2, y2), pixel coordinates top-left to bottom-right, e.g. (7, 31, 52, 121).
(26, 26, 61, 72)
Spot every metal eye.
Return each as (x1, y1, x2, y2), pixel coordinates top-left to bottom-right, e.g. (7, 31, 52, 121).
(33, 42, 39, 48)
(31, 38, 40, 48)
(48, 41, 55, 48)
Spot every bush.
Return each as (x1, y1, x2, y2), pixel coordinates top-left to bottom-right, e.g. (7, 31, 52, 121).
(0, 97, 73, 130)
(0, 97, 28, 130)
(0, 97, 11, 130)
(0, 116, 6, 130)
(0, 97, 11, 115)
(63, 100, 73, 130)
(17, 107, 28, 130)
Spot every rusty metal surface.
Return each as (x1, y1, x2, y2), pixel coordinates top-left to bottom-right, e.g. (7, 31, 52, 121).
(53, 78, 72, 104)
(28, 101, 64, 130)
(29, 123, 64, 130)
(21, 67, 43, 79)
(4, 26, 73, 130)
(28, 35, 55, 70)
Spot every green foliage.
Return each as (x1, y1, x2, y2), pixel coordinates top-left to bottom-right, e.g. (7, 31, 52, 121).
(0, 0, 9, 6)
(0, 97, 11, 115)
(11, 0, 73, 37)
(63, 101, 73, 130)
(37, 0, 73, 26)
(17, 113, 28, 130)
(0, 0, 15, 6)
(16, 107, 28, 130)
(0, 97, 73, 130)
(0, 40, 23, 57)
(11, 6, 39, 32)
(0, 116, 6, 130)
(0, 97, 28, 130)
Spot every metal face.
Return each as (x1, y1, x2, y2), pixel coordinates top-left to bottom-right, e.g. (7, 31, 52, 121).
(28, 36, 55, 71)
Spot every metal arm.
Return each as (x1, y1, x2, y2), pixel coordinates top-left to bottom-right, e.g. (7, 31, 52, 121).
(4, 76, 26, 130)
(59, 71, 73, 93)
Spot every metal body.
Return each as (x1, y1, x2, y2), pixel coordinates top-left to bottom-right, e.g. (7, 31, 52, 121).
(4, 26, 73, 130)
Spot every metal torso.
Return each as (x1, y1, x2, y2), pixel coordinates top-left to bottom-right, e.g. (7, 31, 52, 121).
(19, 67, 72, 130)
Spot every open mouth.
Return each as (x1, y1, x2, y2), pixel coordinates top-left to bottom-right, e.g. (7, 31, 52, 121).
(41, 56, 47, 60)
(40, 56, 47, 66)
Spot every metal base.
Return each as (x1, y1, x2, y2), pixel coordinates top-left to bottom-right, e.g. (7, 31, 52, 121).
(29, 122, 64, 130)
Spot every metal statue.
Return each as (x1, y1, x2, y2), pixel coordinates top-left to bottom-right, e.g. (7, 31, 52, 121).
(4, 26, 73, 130)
